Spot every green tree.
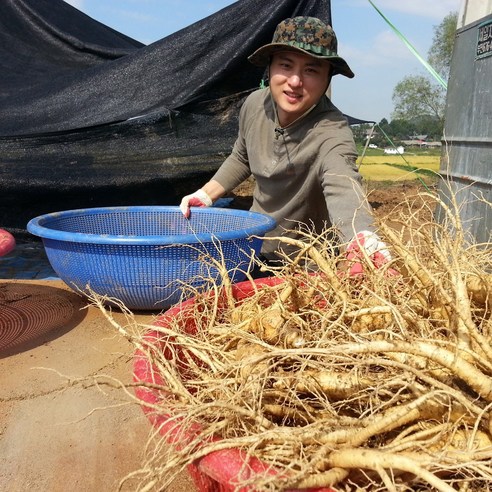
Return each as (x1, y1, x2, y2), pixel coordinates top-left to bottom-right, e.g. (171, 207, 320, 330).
(428, 12, 458, 80)
(391, 12, 458, 129)
(392, 75, 445, 123)
(388, 118, 416, 139)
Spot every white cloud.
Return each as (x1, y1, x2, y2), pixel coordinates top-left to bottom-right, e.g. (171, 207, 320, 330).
(64, 0, 85, 10)
(340, 29, 416, 71)
(372, 0, 461, 20)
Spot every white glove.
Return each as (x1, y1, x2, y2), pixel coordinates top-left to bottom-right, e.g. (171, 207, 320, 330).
(354, 231, 392, 263)
(347, 230, 392, 264)
(179, 189, 213, 218)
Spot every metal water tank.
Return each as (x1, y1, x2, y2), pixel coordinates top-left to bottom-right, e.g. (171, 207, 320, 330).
(437, 0, 492, 244)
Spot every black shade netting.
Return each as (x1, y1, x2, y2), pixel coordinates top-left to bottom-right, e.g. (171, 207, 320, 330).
(0, 0, 332, 231)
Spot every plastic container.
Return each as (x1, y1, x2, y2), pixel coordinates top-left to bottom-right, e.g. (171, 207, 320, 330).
(27, 206, 276, 310)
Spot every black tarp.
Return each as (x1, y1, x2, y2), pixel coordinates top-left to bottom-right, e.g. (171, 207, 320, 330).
(0, 0, 341, 231)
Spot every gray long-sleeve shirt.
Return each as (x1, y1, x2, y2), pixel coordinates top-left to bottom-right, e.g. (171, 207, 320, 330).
(213, 88, 374, 260)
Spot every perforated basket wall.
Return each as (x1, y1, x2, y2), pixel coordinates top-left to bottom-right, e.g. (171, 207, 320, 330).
(27, 206, 276, 310)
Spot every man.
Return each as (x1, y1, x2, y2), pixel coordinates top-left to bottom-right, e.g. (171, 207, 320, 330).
(180, 16, 388, 267)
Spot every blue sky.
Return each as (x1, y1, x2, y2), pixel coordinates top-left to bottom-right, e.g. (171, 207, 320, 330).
(63, 0, 461, 123)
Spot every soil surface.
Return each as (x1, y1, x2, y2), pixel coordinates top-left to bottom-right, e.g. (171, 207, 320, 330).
(0, 281, 196, 492)
(365, 180, 437, 222)
(0, 181, 435, 491)
(232, 178, 437, 227)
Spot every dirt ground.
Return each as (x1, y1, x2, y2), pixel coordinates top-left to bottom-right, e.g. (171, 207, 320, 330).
(232, 178, 437, 225)
(0, 281, 197, 492)
(0, 181, 435, 491)
(365, 180, 437, 221)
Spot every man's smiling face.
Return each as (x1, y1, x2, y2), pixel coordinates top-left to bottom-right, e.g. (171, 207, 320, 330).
(269, 51, 331, 127)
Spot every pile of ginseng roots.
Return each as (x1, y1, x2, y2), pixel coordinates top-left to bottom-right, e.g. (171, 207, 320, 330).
(100, 189, 492, 492)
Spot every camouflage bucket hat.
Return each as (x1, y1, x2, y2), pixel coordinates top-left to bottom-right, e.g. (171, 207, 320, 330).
(248, 16, 354, 78)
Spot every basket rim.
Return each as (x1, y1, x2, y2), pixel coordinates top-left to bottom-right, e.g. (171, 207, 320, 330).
(26, 206, 276, 245)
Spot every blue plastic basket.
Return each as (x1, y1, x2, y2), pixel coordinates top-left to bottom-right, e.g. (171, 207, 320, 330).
(27, 206, 276, 310)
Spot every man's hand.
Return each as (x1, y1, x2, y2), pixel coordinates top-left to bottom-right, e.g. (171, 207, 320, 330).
(344, 230, 393, 276)
(179, 189, 213, 219)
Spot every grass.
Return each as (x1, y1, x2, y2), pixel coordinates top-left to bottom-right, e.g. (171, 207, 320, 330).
(357, 154, 440, 183)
